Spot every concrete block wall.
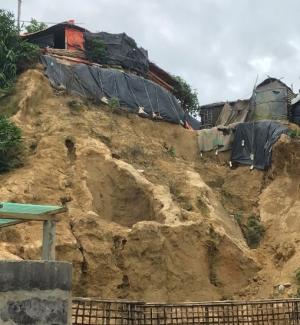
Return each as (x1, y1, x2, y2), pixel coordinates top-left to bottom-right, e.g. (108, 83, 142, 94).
(0, 260, 72, 325)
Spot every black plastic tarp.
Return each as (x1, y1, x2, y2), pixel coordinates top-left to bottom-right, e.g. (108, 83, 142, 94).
(291, 103, 300, 125)
(84, 32, 149, 76)
(41, 55, 201, 129)
(231, 121, 288, 170)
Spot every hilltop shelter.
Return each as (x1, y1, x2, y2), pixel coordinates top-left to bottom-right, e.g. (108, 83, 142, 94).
(23, 21, 201, 129)
(249, 77, 295, 122)
(200, 77, 295, 128)
(23, 21, 87, 51)
(23, 22, 180, 95)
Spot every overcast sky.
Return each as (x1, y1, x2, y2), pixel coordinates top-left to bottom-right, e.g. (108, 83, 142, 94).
(2, 0, 300, 104)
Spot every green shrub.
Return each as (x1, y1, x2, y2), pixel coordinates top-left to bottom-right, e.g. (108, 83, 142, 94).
(234, 212, 265, 249)
(16, 41, 39, 73)
(172, 75, 199, 116)
(167, 146, 176, 157)
(288, 129, 300, 138)
(108, 97, 120, 109)
(234, 211, 243, 225)
(25, 18, 47, 33)
(0, 116, 23, 171)
(0, 10, 39, 96)
(85, 38, 107, 64)
(244, 215, 265, 248)
(295, 268, 300, 285)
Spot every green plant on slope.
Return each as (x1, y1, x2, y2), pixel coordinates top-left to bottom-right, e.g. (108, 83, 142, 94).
(234, 212, 265, 249)
(0, 116, 23, 172)
(108, 97, 120, 109)
(244, 215, 265, 249)
(172, 75, 199, 116)
(167, 145, 176, 157)
(294, 268, 300, 297)
(85, 38, 108, 64)
(0, 10, 39, 96)
(288, 129, 300, 138)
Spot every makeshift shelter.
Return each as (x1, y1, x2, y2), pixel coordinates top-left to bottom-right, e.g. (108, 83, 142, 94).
(248, 78, 295, 122)
(200, 78, 295, 129)
(231, 121, 288, 170)
(200, 101, 234, 128)
(215, 100, 250, 126)
(23, 21, 87, 51)
(41, 55, 201, 129)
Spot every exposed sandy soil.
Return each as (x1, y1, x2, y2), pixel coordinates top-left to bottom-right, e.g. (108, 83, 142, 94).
(0, 68, 299, 302)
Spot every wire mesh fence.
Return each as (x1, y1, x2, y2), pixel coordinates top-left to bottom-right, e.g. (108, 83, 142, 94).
(72, 297, 300, 325)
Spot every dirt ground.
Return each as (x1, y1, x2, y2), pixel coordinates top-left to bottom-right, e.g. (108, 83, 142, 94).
(0, 68, 299, 302)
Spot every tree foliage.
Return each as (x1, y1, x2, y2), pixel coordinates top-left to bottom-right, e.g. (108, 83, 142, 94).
(25, 18, 47, 33)
(172, 75, 199, 116)
(85, 38, 108, 64)
(0, 10, 39, 96)
(0, 116, 23, 172)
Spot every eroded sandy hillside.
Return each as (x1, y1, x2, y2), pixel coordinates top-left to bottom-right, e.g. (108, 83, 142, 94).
(0, 68, 299, 302)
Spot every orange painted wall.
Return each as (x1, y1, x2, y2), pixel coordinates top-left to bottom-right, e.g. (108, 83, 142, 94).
(65, 27, 84, 50)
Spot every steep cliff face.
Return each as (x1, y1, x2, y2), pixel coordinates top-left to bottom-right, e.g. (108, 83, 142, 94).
(0, 68, 299, 302)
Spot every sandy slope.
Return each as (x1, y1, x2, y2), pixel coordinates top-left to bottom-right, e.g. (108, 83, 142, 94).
(0, 68, 299, 302)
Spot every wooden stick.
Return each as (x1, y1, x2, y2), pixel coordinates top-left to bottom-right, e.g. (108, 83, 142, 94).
(42, 220, 56, 260)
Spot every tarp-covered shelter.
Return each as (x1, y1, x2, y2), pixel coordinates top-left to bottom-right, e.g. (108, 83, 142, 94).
(231, 121, 288, 170)
(200, 102, 234, 128)
(41, 55, 201, 129)
(215, 100, 250, 126)
(84, 32, 149, 76)
(23, 21, 87, 51)
(248, 78, 295, 122)
(197, 124, 237, 153)
(200, 77, 295, 129)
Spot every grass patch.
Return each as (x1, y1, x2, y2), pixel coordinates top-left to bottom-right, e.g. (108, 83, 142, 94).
(288, 129, 300, 138)
(108, 97, 120, 109)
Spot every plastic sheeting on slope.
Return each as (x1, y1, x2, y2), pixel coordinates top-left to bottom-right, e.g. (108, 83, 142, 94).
(41, 55, 201, 129)
(216, 101, 250, 126)
(231, 121, 288, 170)
(197, 124, 237, 153)
(84, 32, 149, 76)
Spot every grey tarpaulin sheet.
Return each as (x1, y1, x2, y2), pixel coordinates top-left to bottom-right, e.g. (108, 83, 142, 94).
(216, 101, 249, 126)
(197, 124, 237, 152)
(251, 86, 288, 121)
(41, 55, 201, 129)
(85, 32, 149, 76)
(231, 121, 288, 170)
(291, 103, 300, 125)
